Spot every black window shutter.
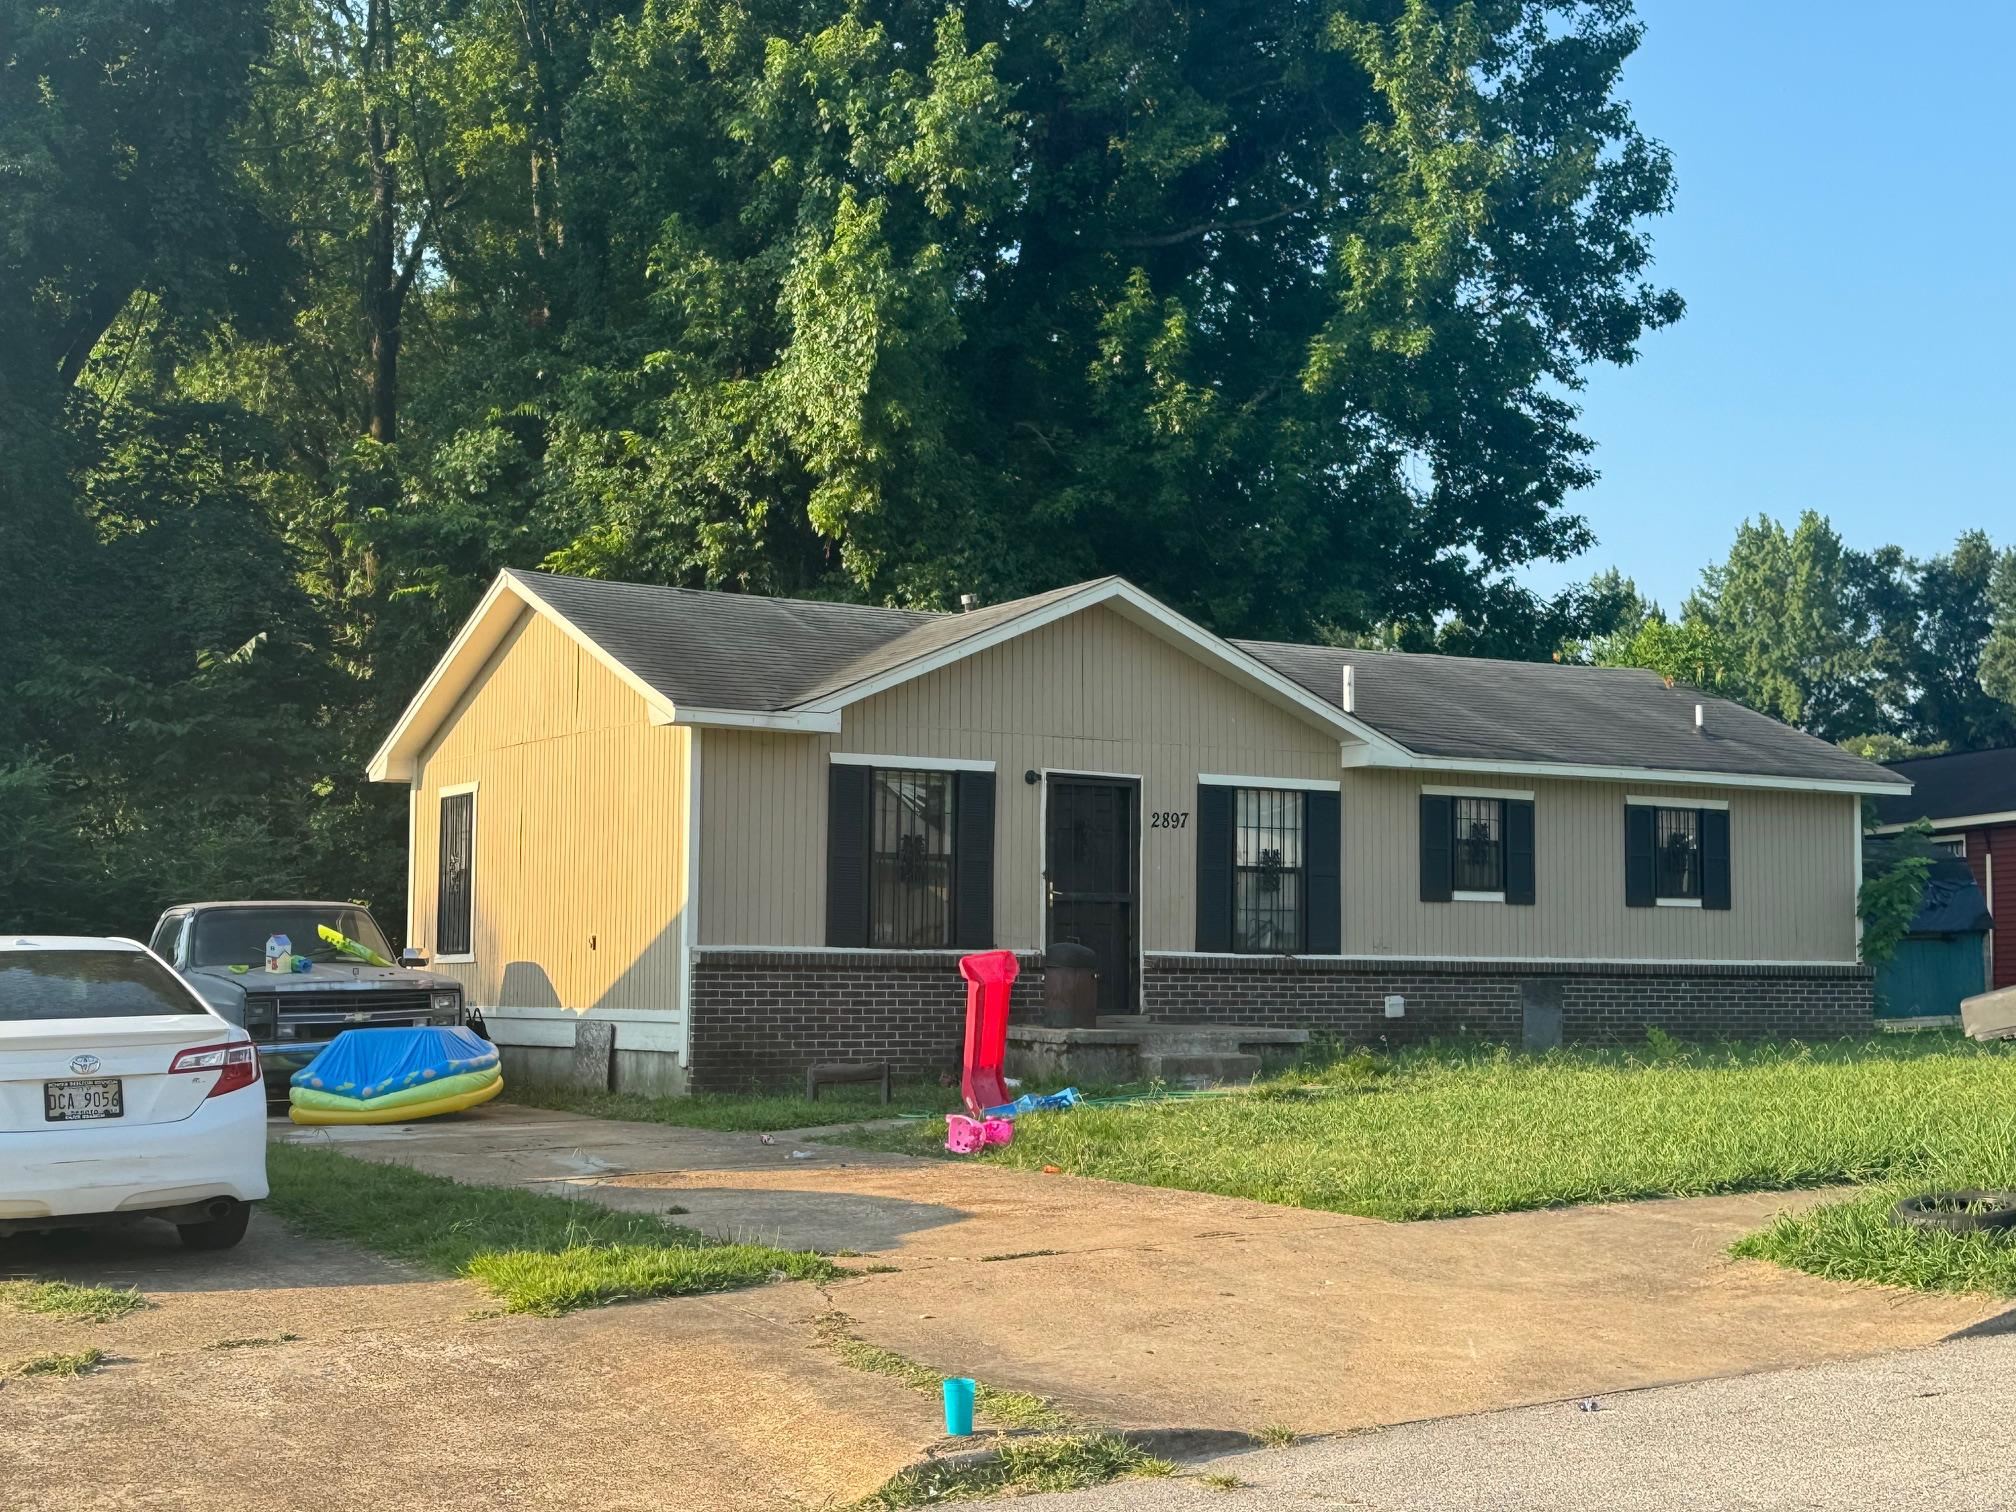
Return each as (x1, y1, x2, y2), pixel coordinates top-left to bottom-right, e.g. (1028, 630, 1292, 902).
(1195, 784, 1233, 951)
(1504, 799, 1536, 906)
(1305, 789, 1342, 953)
(1701, 808, 1732, 910)
(1419, 794, 1454, 903)
(825, 763, 872, 946)
(1624, 804, 1656, 908)
(952, 771, 996, 947)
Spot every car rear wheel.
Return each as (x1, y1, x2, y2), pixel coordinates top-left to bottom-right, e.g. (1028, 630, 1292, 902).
(176, 1201, 252, 1251)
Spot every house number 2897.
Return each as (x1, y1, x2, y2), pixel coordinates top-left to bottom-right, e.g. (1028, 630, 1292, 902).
(1149, 811, 1189, 829)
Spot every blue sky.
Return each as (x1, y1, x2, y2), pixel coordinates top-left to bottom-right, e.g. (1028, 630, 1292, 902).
(1519, 1, 2016, 613)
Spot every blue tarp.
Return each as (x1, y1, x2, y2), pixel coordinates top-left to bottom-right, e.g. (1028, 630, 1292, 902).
(289, 1025, 499, 1101)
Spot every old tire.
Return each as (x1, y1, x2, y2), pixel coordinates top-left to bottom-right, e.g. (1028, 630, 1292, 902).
(1891, 1191, 2016, 1234)
(177, 1201, 252, 1251)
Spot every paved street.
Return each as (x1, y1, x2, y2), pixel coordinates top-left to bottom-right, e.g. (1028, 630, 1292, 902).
(1008, 1329, 2016, 1511)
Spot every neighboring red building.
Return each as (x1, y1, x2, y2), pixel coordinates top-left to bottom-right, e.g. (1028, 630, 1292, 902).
(1876, 748, 2016, 992)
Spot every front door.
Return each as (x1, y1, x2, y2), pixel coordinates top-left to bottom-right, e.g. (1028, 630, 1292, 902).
(1045, 777, 1139, 1016)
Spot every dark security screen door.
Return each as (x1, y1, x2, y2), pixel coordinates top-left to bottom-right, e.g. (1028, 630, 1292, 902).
(1045, 778, 1138, 1015)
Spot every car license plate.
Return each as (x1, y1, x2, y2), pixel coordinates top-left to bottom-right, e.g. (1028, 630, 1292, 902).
(44, 1079, 123, 1122)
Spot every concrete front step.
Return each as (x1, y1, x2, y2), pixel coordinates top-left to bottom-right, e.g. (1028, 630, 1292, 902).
(1139, 1052, 1263, 1089)
(1006, 1020, 1305, 1087)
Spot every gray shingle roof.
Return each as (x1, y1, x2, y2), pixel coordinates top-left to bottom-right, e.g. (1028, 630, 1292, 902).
(507, 568, 1904, 787)
(1234, 640, 1907, 788)
(1873, 746, 2016, 826)
(509, 569, 1100, 711)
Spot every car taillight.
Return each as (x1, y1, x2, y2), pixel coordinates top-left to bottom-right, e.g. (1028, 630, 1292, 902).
(169, 1041, 261, 1097)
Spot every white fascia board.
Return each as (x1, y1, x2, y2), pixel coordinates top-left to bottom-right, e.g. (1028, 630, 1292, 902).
(831, 753, 997, 773)
(1198, 774, 1342, 792)
(790, 578, 1412, 761)
(1383, 752, 1909, 798)
(1872, 810, 2016, 834)
(666, 706, 841, 733)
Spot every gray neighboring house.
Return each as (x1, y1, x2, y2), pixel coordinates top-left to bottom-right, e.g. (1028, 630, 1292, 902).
(367, 570, 1907, 1093)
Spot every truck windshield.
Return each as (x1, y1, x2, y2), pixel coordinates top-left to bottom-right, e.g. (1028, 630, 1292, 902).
(188, 908, 395, 969)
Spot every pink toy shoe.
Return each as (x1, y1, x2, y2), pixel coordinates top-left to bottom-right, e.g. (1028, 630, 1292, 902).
(981, 1117, 1015, 1147)
(945, 1114, 986, 1154)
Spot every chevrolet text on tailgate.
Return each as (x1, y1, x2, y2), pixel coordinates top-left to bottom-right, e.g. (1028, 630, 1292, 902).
(147, 901, 470, 1093)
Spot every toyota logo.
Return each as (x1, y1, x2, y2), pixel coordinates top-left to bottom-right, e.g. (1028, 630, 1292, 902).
(69, 1054, 101, 1075)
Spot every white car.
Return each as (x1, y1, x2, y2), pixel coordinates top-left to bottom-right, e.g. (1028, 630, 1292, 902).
(1, 936, 268, 1250)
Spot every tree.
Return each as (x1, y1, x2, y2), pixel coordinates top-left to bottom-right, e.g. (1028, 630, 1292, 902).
(1682, 512, 1875, 739)
(1858, 532, 2016, 751)
(1982, 547, 2016, 717)
(519, 0, 1681, 638)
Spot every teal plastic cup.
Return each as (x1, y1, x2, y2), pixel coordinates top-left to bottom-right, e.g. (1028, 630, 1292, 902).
(942, 1377, 976, 1436)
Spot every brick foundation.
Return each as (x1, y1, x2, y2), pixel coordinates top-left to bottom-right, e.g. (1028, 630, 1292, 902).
(686, 950, 1043, 1093)
(1143, 954, 1875, 1045)
(687, 949, 1874, 1090)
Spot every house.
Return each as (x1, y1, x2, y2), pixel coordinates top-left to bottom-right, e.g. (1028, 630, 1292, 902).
(1859, 841, 1993, 1022)
(367, 570, 1908, 1093)
(1873, 746, 2016, 992)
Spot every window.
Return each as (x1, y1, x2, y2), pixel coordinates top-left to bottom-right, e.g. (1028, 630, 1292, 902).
(147, 913, 185, 962)
(438, 789, 476, 958)
(1932, 835, 1967, 858)
(1624, 800, 1730, 910)
(1653, 807, 1701, 900)
(827, 761, 994, 950)
(190, 907, 394, 969)
(869, 768, 955, 947)
(1452, 797, 1505, 895)
(1233, 788, 1305, 952)
(1418, 791, 1535, 905)
(0, 949, 207, 1021)
(1196, 780, 1339, 954)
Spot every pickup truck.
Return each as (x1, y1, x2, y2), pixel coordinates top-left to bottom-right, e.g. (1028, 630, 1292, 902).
(147, 901, 471, 1093)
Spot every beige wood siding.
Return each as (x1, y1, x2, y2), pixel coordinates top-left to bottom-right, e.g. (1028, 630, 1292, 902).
(410, 609, 691, 1013)
(1339, 771, 1858, 963)
(699, 602, 1860, 964)
(702, 604, 1344, 950)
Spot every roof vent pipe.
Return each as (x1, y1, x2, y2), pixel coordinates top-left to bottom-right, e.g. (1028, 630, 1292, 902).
(1342, 665, 1356, 714)
(959, 593, 979, 614)
(1695, 703, 1704, 731)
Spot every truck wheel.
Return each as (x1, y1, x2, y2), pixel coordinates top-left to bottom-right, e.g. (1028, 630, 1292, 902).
(177, 1201, 252, 1251)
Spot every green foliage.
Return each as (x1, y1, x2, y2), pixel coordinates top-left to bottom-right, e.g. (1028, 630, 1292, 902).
(851, 1035, 2016, 1222)
(1588, 615, 1742, 691)
(1735, 1181, 2016, 1297)
(1858, 821, 1936, 971)
(0, 1282, 149, 1323)
(265, 1143, 836, 1314)
(7, 0, 1697, 935)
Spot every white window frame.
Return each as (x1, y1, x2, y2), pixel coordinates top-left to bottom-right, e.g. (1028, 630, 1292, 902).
(1630, 796, 1716, 906)
(434, 781, 479, 963)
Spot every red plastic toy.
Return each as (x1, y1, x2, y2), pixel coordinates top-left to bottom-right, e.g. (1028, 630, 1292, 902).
(958, 950, 1020, 1115)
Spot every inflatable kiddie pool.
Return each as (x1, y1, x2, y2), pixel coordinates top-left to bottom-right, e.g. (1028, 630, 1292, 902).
(289, 1025, 502, 1125)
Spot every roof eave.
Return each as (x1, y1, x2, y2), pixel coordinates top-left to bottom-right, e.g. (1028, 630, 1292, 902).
(1353, 749, 1911, 796)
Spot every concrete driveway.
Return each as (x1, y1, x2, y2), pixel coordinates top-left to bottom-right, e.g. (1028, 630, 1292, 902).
(0, 1209, 935, 1512)
(284, 1104, 2008, 1435)
(6, 1103, 2005, 1512)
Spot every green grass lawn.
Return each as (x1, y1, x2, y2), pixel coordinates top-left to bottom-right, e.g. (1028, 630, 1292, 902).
(505, 1080, 963, 1133)
(846, 1034, 2016, 1225)
(266, 1143, 837, 1314)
